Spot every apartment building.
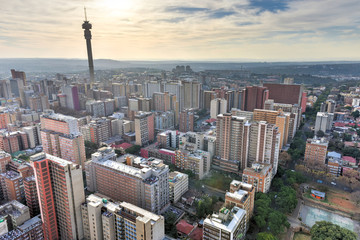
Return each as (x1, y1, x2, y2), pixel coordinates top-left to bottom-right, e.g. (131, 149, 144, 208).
(179, 109, 194, 132)
(80, 117, 112, 145)
(242, 163, 272, 193)
(179, 131, 216, 158)
(31, 152, 85, 240)
(169, 171, 189, 203)
(304, 138, 329, 167)
(86, 148, 169, 214)
(210, 98, 227, 119)
(135, 111, 155, 146)
(203, 206, 246, 240)
(0, 171, 24, 202)
(0, 151, 11, 173)
(175, 149, 211, 180)
(23, 176, 40, 218)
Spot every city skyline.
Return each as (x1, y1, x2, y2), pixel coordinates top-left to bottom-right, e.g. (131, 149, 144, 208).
(1, 0, 360, 61)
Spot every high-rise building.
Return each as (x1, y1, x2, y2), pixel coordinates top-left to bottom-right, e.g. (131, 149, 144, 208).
(86, 148, 169, 214)
(0, 80, 12, 99)
(320, 100, 336, 113)
(81, 194, 165, 240)
(301, 92, 307, 113)
(215, 114, 250, 172)
(242, 86, 269, 111)
(210, 98, 227, 119)
(263, 83, 303, 105)
(0, 215, 43, 240)
(314, 112, 334, 133)
(112, 82, 127, 97)
(143, 81, 162, 98)
(304, 138, 328, 167)
(182, 81, 201, 110)
(0, 171, 25, 202)
(31, 152, 85, 240)
(11, 69, 26, 86)
(179, 131, 217, 158)
(169, 171, 189, 203)
(225, 180, 255, 230)
(62, 85, 81, 111)
(0, 111, 10, 130)
(154, 111, 175, 130)
(40, 110, 86, 168)
(0, 131, 29, 154)
(135, 111, 155, 146)
(248, 121, 280, 176)
(0, 201, 30, 233)
(175, 149, 211, 180)
(203, 90, 217, 110)
(23, 176, 40, 218)
(283, 77, 294, 84)
(203, 206, 246, 240)
(242, 163, 272, 193)
(253, 109, 290, 149)
(179, 109, 194, 132)
(22, 125, 41, 148)
(80, 118, 112, 145)
(0, 151, 11, 173)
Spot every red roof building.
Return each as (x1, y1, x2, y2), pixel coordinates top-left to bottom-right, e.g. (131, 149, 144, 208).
(342, 156, 356, 166)
(176, 220, 195, 237)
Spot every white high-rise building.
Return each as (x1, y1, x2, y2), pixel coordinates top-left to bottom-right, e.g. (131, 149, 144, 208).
(210, 98, 227, 119)
(315, 112, 334, 133)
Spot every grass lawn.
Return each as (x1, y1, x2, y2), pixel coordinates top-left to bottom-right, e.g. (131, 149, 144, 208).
(293, 232, 311, 240)
(201, 171, 235, 191)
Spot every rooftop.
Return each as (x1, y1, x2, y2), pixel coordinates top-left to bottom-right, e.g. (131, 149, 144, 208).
(204, 207, 246, 233)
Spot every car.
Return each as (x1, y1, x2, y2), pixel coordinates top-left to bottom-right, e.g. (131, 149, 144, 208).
(331, 182, 337, 185)
(317, 180, 323, 184)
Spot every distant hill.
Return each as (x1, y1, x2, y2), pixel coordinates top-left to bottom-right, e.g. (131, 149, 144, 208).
(0, 58, 359, 77)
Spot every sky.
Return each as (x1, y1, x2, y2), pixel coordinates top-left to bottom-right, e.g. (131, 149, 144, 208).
(0, 0, 360, 61)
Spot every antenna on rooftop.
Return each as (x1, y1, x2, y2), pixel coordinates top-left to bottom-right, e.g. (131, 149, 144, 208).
(84, 7, 88, 21)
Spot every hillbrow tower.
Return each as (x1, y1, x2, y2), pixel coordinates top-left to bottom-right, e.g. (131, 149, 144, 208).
(82, 8, 95, 84)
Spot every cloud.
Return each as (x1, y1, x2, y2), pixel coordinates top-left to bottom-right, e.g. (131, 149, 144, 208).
(0, 0, 359, 60)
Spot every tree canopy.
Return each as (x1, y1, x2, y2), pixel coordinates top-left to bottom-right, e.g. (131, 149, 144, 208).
(310, 221, 357, 240)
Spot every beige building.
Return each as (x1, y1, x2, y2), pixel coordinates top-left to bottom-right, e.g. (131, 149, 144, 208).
(203, 206, 246, 240)
(210, 98, 227, 119)
(175, 149, 211, 180)
(169, 171, 189, 203)
(242, 163, 272, 193)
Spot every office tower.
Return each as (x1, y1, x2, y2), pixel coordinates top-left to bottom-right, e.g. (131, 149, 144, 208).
(82, 9, 95, 84)
(22, 125, 41, 148)
(0, 131, 29, 154)
(284, 77, 294, 84)
(203, 206, 246, 240)
(169, 171, 189, 203)
(248, 121, 280, 175)
(86, 148, 170, 214)
(80, 118, 112, 145)
(253, 109, 290, 149)
(40, 110, 86, 168)
(182, 81, 201, 110)
(0, 201, 30, 231)
(31, 152, 85, 240)
(203, 90, 216, 110)
(11, 69, 26, 85)
(242, 86, 269, 111)
(315, 112, 334, 133)
(135, 111, 155, 146)
(0, 79, 12, 99)
(263, 83, 303, 105)
(9, 79, 25, 106)
(0, 151, 11, 173)
(225, 180, 255, 230)
(24, 176, 40, 217)
(179, 131, 216, 158)
(179, 109, 194, 132)
(304, 138, 328, 166)
(155, 111, 175, 130)
(210, 98, 227, 119)
(62, 85, 81, 111)
(175, 149, 211, 179)
(242, 163, 272, 193)
(0, 171, 24, 202)
(216, 113, 250, 172)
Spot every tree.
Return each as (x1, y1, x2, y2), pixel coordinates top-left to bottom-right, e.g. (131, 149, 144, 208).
(164, 211, 178, 237)
(125, 145, 141, 154)
(85, 141, 99, 159)
(279, 152, 292, 167)
(351, 110, 360, 120)
(256, 232, 278, 240)
(275, 186, 298, 213)
(268, 210, 289, 235)
(311, 221, 357, 240)
(350, 191, 360, 206)
(316, 130, 325, 137)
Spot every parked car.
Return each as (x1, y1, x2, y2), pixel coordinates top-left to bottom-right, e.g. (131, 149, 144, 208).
(331, 182, 337, 186)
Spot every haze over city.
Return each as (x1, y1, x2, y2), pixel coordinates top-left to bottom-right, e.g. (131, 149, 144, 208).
(1, 0, 360, 60)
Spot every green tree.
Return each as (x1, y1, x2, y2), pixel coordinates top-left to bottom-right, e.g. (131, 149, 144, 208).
(317, 130, 325, 137)
(125, 145, 141, 154)
(256, 232, 278, 240)
(85, 141, 99, 159)
(311, 221, 357, 240)
(164, 211, 178, 237)
(268, 210, 290, 235)
(275, 186, 298, 213)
